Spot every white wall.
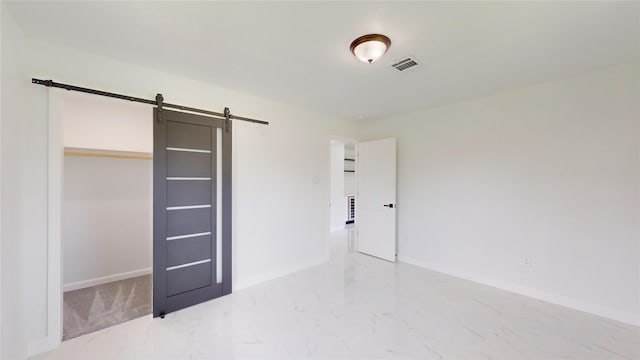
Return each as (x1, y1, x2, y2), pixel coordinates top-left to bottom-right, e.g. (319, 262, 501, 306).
(16, 37, 357, 354)
(1, 3, 27, 358)
(62, 92, 152, 153)
(344, 173, 355, 196)
(62, 155, 152, 290)
(330, 143, 345, 231)
(360, 62, 640, 325)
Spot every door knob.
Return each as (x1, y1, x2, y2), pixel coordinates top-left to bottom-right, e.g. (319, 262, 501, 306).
(383, 204, 394, 208)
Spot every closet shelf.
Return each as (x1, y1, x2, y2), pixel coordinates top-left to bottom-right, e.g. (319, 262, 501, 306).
(64, 147, 152, 160)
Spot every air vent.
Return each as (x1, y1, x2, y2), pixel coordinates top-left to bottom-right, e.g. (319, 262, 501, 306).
(390, 57, 419, 71)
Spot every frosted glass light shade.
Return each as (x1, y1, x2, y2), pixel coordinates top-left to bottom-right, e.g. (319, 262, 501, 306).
(350, 34, 391, 64)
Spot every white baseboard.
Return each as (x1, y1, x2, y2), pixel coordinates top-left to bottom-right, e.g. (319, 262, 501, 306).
(63, 268, 152, 292)
(27, 335, 59, 358)
(233, 256, 328, 292)
(398, 255, 640, 327)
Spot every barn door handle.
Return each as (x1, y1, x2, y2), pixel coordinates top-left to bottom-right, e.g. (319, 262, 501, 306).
(383, 204, 394, 208)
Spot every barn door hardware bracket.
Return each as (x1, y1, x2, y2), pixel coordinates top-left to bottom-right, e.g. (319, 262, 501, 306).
(156, 93, 164, 123)
(224, 107, 232, 133)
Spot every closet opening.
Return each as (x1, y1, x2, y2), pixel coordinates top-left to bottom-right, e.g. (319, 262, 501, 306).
(61, 92, 153, 340)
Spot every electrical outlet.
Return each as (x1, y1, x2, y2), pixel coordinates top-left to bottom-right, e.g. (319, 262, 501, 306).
(524, 256, 533, 267)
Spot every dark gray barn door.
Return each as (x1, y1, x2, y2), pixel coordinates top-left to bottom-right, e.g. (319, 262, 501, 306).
(153, 108, 232, 317)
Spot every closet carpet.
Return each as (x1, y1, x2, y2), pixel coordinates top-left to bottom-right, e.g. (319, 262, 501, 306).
(63, 274, 152, 340)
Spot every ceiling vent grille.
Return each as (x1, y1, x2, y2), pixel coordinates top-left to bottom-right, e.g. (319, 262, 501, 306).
(390, 57, 419, 71)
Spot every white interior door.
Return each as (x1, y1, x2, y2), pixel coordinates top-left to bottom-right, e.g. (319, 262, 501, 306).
(356, 138, 397, 262)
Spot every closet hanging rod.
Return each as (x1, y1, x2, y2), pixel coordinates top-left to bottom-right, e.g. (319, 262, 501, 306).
(65, 150, 153, 161)
(31, 78, 269, 125)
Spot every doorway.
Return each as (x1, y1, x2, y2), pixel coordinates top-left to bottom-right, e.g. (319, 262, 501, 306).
(329, 138, 357, 254)
(57, 92, 232, 341)
(329, 137, 398, 262)
(60, 92, 153, 340)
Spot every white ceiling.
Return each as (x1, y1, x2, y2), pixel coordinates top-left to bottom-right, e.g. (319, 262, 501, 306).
(7, 1, 640, 120)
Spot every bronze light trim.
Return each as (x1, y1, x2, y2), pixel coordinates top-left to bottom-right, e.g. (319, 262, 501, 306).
(350, 34, 392, 63)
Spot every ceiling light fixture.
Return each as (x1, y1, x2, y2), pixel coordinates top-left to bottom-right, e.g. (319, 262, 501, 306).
(350, 34, 391, 64)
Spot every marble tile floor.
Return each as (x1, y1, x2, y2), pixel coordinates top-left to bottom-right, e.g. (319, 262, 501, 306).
(34, 228, 638, 359)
